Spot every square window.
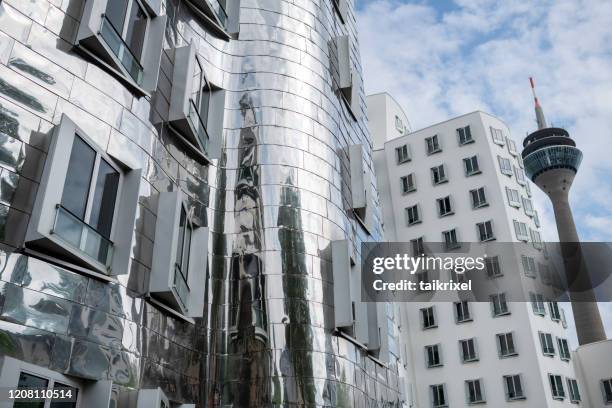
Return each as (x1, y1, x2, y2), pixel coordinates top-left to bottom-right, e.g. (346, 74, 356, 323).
(522, 197, 534, 216)
(530, 229, 543, 249)
(406, 205, 421, 225)
(477, 220, 495, 241)
(426, 135, 442, 155)
(514, 165, 526, 185)
(498, 156, 513, 176)
(514, 220, 529, 241)
(454, 301, 471, 323)
(470, 187, 487, 208)
(485, 256, 502, 278)
(549, 302, 562, 321)
(491, 292, 509, 316)
(457, 126, 473, 145)
(490, 126, 505, 145)
(425, 344, 442, 367)
(497, 332, 517, 357)
(506, 187, 521, 207)
(557, 337, 571, 361)
(460, 338, 478, 362)
(442, 228, 460, 250)
(463, 155, 481, 176)
(437, 196, 453, 217)
(396, 144, 411, 164)
(401, 173, 416, 193)
(431, 165, 447, 184)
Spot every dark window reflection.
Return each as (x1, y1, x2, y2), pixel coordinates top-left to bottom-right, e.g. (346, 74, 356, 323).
(13, 372, 48, 408)
(61, 135, 95, 220)
(89, 158, 119, 239)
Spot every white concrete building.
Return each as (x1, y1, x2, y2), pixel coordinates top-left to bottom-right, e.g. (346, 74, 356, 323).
(368, 93, 589, 407)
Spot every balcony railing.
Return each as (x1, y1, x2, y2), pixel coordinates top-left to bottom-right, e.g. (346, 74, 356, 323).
(52, 205, 114, 268)
(523, 145, 583, 180)
(100, 14, 143, 85)
(188, 99, 210, 154)
(173, 264, 190, 310)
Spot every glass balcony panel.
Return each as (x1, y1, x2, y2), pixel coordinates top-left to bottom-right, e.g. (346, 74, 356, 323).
(53, 205, 114, 267)
(173, 265, 190, 309)
(100, 15, 143, 85)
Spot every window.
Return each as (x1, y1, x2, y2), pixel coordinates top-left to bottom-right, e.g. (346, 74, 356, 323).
(539, 332, 555, 356)
(507, 137, 517, 155)
(463, 155, 481, 176)
(514, 220, 529, 241)
(442, 228, 460, 250)
(333, 35, 359, 118)
(530, 229, 543, 249)
(498, 156, 513, 176)
(557, 338, 570, 361)
(533, 211, 541, 227)
(465, 379, 485, 404)
(477, 220, 495, 241)
(470, 187, 487, 208)
(460, 338, 478, 362)
(454, 301, 471, 323)
(491, 293, 509, 316)
(425, 344, 442, 367)
(76, 0, 166, 91)
(457, 125, 473, 145)
(485, 256, 502, 278)
(531, 293, 546, 315)
(411, 237, 425, 256)
(522, 197, 534, 216)
(549, 374, 565, 400)
(601, 378, 612, 404)
(437, 196, 453, 217)
(406, 205, 421, 225)
(490, 126, 505, 145)
(521, 255, 536, 277)
(549, 301, 561, 321)
(396, 144, 411, 164)
(401, 174, 416, 193)
(332, 0, 349, 23)
(348, 144, 373, 233)
(421, 306, 436, 329)
(395, 115, 407, 134)
(514, 165, 526, 185)
(497, 332, 517, 357)
(431, 165, 447, 184)
(567, 378, 580, 402)
(430, 384, 447, 408)
(25, 115, 141, 276)
(504, 375, 525, 400)
(166, 43, 225, 160)
(506, 187, 521, 207)
(425, 135, 442, 154)
(150, 191, 209, 317)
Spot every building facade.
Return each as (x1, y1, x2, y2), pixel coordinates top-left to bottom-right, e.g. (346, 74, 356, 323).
(0, 0, 405, 407)
(370, 94, 587, 407)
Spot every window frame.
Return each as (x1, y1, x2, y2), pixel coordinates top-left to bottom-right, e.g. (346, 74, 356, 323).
(396, 144, 411, 164)
(514, 165, 526, 185)
(485, 256, 502, 278)
(522, 255, 536, 277)
(567, 378, 581, 403)
(601, 378, 612, 404)
(522, 196, 534, 216)
(465, 379, 485, 404)
(442, 228, 460, 250)
(425, 344, 443, 368)
(425, 134, 442, 155)
(470, 187, 488, 209)
(431, 164, 448, 185)
(401, 173, 416, 194)
(406, 204, 421, 226)
(454, 300, 472, 323)
(421, 306, 437, 329)
(504, 374, 525, 401)
(497, 332, 517, 357)
(437, 195, 454, 217)
(506, 187, 521, 208)
(459, 338, 478, 363)
(506, 137, 517, 155)
(476, 220, 495, 242)
(539, 332, 555, 356)
(490, 126, 506, 145)
(463, 155, 481, 176)
(514, 220, 529, 241)
(491, 292, 510, 316)
(457, 125, 474, 145)
(430, 383, 448, 408)
(549, 374, 565, 400)
(531, 293, 547, 315)
(498, 156, 513, 176)
(557, 337, 571, 361)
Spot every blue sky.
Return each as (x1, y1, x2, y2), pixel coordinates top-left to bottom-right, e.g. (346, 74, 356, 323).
(355, 0, 612, 347)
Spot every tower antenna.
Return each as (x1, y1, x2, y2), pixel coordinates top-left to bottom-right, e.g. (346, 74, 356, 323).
(530, 77, 547, 129)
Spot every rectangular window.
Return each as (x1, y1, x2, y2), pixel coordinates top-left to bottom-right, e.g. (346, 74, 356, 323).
(454, 301, 471, 323)
(485, 256, 502, 278)
(504, 375, 525, 400)
(463, 155, 481, 176)
(530, 229, 543, 249)
(421, 306, 436, 329)
(514, 165, 526, 184)
(431, 165, 447, 184)
(533, 211, 541, 227)
(470, 187, 487, 208)
(506, 187, 521, 207)
(396, 144, 411, 164)
(525, 179, 532, 196)
(425, 344, 442, 367)
(514, 220, 529, 241)
(406, 205, 421, 225)
(549, 301, 561, 321)
(567, 378, 580, 402)
(411, 237, 425, 256)
(14, 371, 79, 408)
(477, 220, 495, 241)
(437, 196, 453, 217)
(539, 332, 555, 356)
(604, 379, 612, 404)
(507, 137, 517, 155)
(549, 374, 565, 399)
(491, 126, 505, 145)
(401, 173, 416, 193)
(557, 337, 571, 361)
(460, 338, 478, 362)
(430, 384, 447, 408)
(425, 135, 442, 155)
(466, 379, 485, 404)
(457, 126, 473, 145)
(442, 228, 460, 250)
(521, 255, 536, 277)
(497, 332, 517, 357)
(522, 197, 534, 216)
(491, 293, 509, 316)
(498, 156, 513, 176)
(531, 293, 546, 315)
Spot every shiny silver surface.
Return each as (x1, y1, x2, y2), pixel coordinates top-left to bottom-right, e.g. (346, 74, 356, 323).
(0, 0, 401, 406)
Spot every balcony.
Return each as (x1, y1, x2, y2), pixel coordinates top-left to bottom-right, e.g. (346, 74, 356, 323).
(100, 14, 143, 85)
(523, 145, 583, 181)
(51, 205, 114, 268)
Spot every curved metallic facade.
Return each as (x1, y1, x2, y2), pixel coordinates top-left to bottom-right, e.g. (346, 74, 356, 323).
(0, 0, 401, 406)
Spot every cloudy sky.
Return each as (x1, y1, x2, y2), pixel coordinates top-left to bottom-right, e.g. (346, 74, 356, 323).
(355, 0, 612, 346)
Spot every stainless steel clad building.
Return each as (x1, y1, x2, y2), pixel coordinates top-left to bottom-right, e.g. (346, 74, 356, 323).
(0, 0, 404, 406)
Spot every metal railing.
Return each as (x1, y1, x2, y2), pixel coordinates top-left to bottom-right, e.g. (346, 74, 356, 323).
(100, 14, 143, 85)
(52, 205, 114, 267)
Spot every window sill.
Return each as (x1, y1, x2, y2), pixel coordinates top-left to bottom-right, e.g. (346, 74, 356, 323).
(499, 353, 518, 358)
(466, 170, 482, 177)
(473, 203, 489, 209)
(468, 400, 486, 405)
(423, 325, 438, 330)
(427, 364, 444, 369)
(480, 237, 496, 242)
(493, 312, 511, 317)
(427, 149, 442, 155)
(507, 396, 526, 401)
(456, 318, 473, 324)
(397, 159, 412, 165)
(459, 139, 475, 146)
(433, 179, 449, 185)
(462, 358, 479, 363)
(407, 220, 422, 227)
(439, 211, 455, 218)
(402, 188, 417, 195)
